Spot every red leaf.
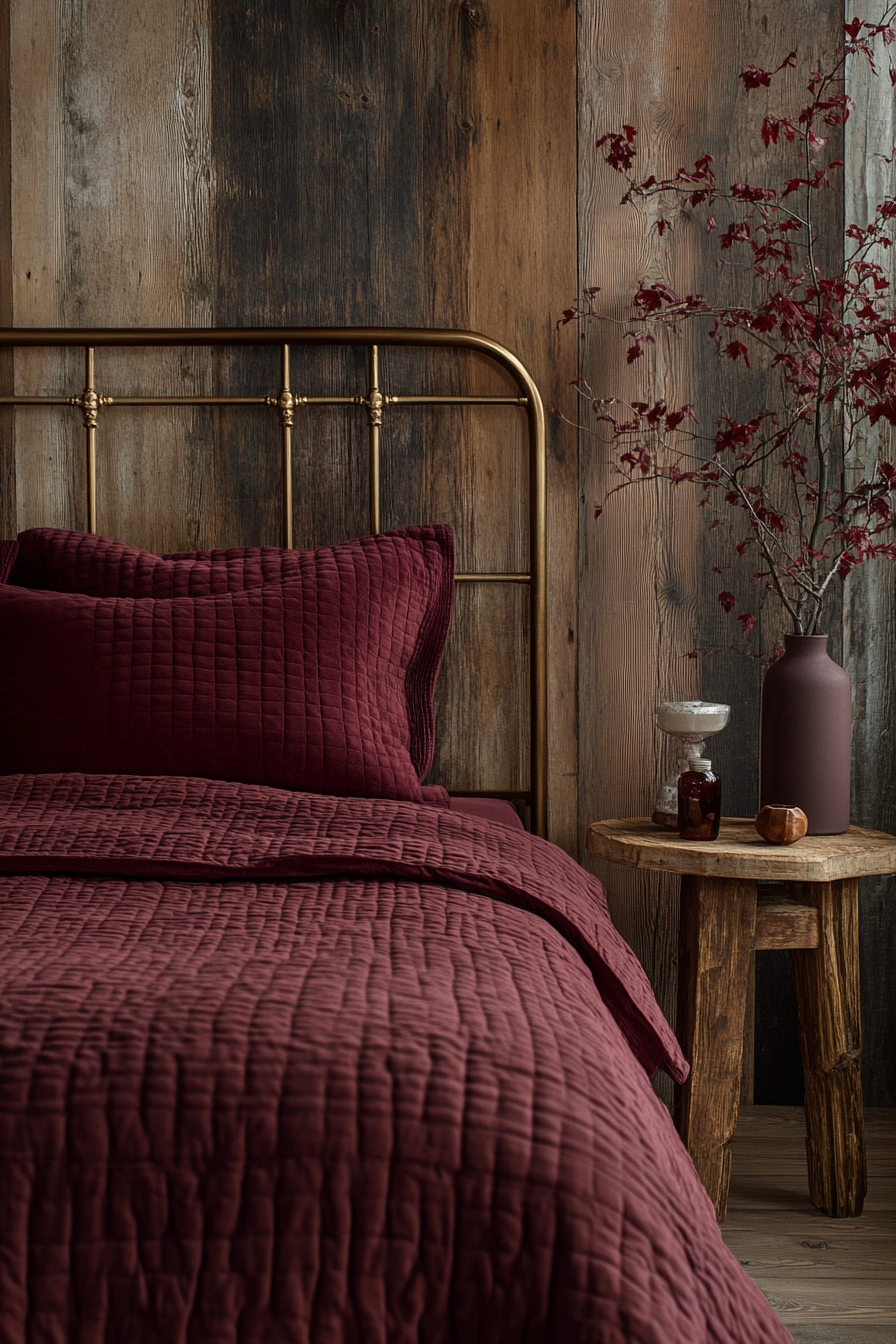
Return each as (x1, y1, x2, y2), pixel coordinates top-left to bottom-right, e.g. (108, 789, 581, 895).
(724, 340, 751, 366)
(737, 612, 756, 638)
(665, 403, 698, 432)
(740, 63, 773, 89)
(718, 590, 737, 613)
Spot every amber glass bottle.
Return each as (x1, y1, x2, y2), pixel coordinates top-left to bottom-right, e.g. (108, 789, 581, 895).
(677, 758, 721, 840)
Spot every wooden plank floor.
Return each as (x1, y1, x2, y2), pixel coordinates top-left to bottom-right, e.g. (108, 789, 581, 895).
(722, 1106, 895, 1343)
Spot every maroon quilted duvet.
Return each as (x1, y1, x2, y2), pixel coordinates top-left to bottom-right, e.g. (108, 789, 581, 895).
(0, 774, 789, 1344)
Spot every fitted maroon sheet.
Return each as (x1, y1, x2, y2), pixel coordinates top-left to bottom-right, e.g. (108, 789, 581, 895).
(0, 774, 789, 1343)
(447, 796, 524, 829)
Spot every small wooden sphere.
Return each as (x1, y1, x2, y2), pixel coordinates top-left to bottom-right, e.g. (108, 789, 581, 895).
(755, 804, 809, 845)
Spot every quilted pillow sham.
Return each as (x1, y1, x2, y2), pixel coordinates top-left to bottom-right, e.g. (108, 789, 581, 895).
(0, 526, 453, 802)
(9, 525, 453, 785)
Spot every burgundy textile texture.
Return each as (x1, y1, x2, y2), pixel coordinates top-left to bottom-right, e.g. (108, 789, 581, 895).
(10, 525, 454, 788)
(0, 774, 788, 1344)
(0, 528, 453, 803)
(448, 795, 524, 829)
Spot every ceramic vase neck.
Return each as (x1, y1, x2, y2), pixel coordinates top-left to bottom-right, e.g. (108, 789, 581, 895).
(783, 633, 829, 657)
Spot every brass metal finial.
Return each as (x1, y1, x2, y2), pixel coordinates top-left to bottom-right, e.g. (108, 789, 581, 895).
(69, 386, 112, 428)
(266, 388, 305, 427)
(355, 386, 390, 426)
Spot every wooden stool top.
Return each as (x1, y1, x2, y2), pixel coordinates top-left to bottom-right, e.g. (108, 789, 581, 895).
(587, 817, 896, 882)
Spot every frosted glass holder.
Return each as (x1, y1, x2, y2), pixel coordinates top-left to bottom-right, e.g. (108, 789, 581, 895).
(652, 700, 731, 829)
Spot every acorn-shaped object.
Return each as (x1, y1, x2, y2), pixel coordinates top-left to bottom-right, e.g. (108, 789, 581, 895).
(755, 804, 809, 845)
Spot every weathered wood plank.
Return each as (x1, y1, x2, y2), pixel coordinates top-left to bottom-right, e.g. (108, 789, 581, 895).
(844, 0, 896, 1110)
(207, 0, 576, 818)
(724, 1107, 896, 1338)
(755, 899, 819, 951)
(587, 817, 896, 882)
(0, 0, 13, 537)
(791, 879, 867, 1218)
(9, 0, 75, 532)
(675, 874, 758, 1219)
(577, 0, 706, 1053)
(462, 0, 578, 847)
(9, 0, 214, 547)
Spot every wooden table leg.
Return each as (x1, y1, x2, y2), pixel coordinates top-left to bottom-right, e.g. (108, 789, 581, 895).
(675, 874, 758, 1220)
(791, 878, 867, 1217)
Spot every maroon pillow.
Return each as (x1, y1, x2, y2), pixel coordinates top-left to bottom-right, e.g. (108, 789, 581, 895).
(0, 527, 453, 802)
(10, 525, 453, 786)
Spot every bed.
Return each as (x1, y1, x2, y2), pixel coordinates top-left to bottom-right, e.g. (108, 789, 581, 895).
(0, 328, 790, 1344)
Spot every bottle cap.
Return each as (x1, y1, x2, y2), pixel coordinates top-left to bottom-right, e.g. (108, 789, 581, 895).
(691, 757, 711, 771)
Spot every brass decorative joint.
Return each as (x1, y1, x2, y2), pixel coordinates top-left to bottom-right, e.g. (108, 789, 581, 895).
(355, 388, 390, 426)
(266, 389, 305, 428)
(69, 388, 113, 428)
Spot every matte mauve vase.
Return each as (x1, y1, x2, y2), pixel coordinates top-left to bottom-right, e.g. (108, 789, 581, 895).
(760, 634, 852, 835)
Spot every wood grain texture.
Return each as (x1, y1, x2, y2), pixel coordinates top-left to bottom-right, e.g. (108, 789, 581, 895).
(206, 0, 577, 820)
(723, 1108, 895, 1339)
(844, 0, 896, 1110)
(587, 817, 896, 881)
(577, 0, 707, 1061)
(10, 0, 214, 547)
(675, 873, 758, 1219)
(791, 879, 867, 1217)
(463, 0, 579, 847)
(755, 898, 819, 951)
(0, 0, 13, 537)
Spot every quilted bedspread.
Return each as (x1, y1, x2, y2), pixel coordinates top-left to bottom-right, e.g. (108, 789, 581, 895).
(0, 774, 790, 1344)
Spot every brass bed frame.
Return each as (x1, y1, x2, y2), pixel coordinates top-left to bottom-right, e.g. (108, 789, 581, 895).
(0, 327, 547, 836)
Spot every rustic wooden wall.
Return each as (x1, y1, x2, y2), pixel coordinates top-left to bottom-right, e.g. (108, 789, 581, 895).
(577, 0, 894, 1106)
(1, 0, 892, 1101)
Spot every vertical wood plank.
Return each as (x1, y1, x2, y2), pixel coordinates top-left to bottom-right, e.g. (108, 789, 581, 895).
(9, 0, 74, 531)
(10, 0, 214, 548)
(790, 878, 867, 1218)
(843, 0, 896, 1108)
(207, 0, 577, 825)
(0, 0, 14, 537)
(675, 874, 758, 1220)
(577, 0, 712, 1061)
(462, 0, 579, 848)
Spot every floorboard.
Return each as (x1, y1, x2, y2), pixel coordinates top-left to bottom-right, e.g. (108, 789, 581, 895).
(722, 1106, 896, 1340)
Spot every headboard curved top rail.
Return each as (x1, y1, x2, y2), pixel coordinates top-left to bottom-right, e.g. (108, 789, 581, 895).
(0, 326, 547, 836)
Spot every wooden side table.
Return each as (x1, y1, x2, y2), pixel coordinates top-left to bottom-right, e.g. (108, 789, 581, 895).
(587, 818, 896, 1221)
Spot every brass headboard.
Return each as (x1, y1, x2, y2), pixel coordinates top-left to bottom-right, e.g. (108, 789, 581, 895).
(0, 327, 547, 835)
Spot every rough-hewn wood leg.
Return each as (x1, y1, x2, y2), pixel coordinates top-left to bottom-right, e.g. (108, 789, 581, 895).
(674, 874, 758, 1221)
(790, 878, 867, 1217)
